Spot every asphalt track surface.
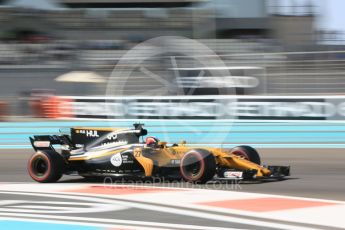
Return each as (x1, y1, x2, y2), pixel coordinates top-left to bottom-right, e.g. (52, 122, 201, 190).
(1, 148, 345, 230)
(1, 148, 345, 201)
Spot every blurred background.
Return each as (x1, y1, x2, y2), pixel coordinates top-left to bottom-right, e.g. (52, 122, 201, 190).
(0, 0, 344, 119)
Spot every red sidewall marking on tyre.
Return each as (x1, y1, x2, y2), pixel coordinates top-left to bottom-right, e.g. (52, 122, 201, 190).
(231, 149, 249, 160)
(28, 152, 51, 182)
(180, 151, 205, 181)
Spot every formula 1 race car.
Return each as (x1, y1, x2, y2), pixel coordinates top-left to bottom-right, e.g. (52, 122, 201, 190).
(28, 124, 290, 183)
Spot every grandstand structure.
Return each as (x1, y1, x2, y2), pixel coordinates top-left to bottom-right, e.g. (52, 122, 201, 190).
(0, 0, 269, 40)
(0, 0, 344, 97)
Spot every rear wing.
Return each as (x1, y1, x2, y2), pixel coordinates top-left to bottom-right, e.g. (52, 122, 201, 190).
(29, 134, 73, 151)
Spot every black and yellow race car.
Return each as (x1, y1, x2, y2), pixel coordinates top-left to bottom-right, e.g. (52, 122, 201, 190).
(28, 124, 290, 183)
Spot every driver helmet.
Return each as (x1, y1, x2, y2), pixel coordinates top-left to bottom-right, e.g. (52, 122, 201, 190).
(145, 136, 159, 146)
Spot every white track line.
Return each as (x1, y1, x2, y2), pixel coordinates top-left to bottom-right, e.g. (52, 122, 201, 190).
(0, 217, 170, 230)
(0, 191, 322, 230)
(0, 212, 320, 230)
(0, 215, 244, 230)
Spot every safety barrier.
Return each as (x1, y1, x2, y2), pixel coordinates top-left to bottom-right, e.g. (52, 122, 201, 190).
(0, 101, 8, 121)
(3, 120, 345, 149)
(38, 95, 345, 121)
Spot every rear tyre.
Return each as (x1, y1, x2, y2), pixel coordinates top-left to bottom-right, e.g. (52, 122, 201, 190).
(230, 145, 261, 165)
(28, 151, 64, 183)
(180, 149, 216, 184)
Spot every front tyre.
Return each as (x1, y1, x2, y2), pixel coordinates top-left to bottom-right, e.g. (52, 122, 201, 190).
(230, 145, 261, 165)
(180, 149, 216, 184)
(28, 151, 64, 183)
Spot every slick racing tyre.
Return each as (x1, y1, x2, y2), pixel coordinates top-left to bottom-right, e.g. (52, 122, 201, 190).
(180, 149, 216, 184)
(230, 145, 261, 165)
(28, 151, 64, 183)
